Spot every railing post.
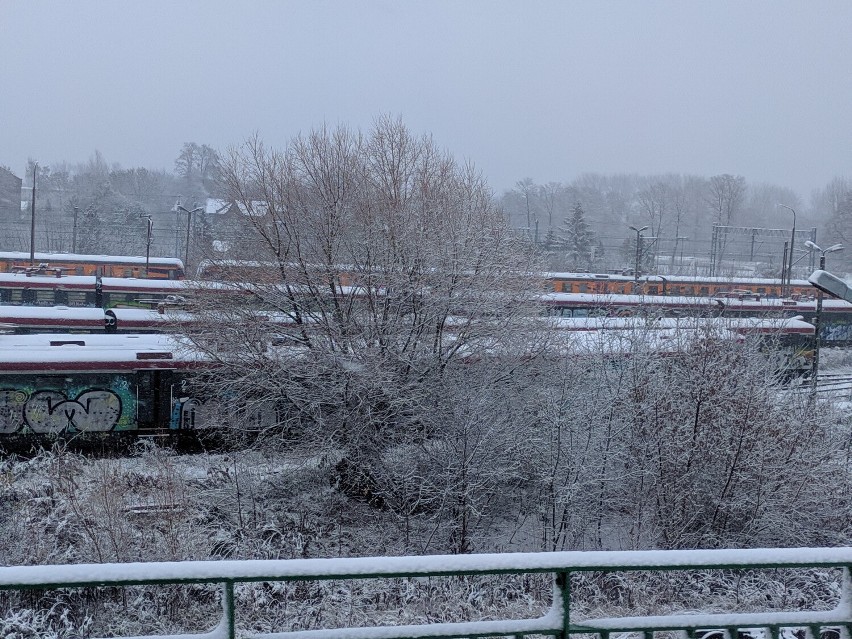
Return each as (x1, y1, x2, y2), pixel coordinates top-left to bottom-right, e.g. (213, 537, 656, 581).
(222, 581, 236, 639)
(556, 571, 571, 639)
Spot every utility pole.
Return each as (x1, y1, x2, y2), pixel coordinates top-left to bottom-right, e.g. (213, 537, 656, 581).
(629, 225, 648, 292)
(778, 204, 796, 297)
(72, 206, 79, 253)
(29, 163, 37, 265)
(177, 204, 204, 273)
(141, 214, 153, 277)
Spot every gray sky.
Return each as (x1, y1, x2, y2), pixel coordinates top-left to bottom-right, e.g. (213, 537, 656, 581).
(1, 0, 851, 198)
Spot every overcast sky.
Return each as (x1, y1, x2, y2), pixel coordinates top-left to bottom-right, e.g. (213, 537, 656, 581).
(1, 1, 851, 198)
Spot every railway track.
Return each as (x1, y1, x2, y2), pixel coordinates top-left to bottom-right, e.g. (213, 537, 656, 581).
(791, 372, 852, 395)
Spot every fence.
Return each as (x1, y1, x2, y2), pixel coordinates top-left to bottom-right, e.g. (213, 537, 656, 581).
(1, 547, 850, 639)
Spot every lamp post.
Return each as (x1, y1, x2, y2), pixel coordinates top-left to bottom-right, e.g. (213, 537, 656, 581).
(177, 204, 204, 273)
(141, 214, 153, 277)
(804, 240, 843, 390)
(778, 204, 797, 296)
(629, 225, 648, 292)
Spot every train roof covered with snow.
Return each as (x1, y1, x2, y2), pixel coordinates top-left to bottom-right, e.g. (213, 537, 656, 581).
(0, 333, 202, 372)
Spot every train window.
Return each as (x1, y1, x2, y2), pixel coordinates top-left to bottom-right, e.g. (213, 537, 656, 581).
(700, 287, 709, 295)
(54, 289, 69, 305)
(0, 289, 8, 303)
(578, 283, 588, 293)
(67, 291, 85, 307)
(21, 288, 35, 305)
(648, 286, 659, 295)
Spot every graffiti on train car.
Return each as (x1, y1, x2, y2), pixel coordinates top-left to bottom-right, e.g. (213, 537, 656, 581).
(0, 376, 135, 434)
(24, 389, 123, 433)
(821, 320, 852, 343)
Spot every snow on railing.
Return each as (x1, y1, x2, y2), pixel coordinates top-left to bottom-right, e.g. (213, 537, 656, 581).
(1, 547, 851, 639)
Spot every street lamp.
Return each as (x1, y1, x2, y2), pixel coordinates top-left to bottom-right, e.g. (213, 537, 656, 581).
(778, 204, 796, 296)
(141, 214, 153, 277)
(629, 225, 648, 292)
(176, 204, 204, 272)
(804, 240, 843, 388)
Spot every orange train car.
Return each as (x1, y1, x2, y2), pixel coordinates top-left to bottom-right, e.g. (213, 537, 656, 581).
(0, 251, 185, 280)
(546, 272, 814, 299)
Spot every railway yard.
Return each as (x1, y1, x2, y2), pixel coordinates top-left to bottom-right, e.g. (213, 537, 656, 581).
(0, 254, 848, 452)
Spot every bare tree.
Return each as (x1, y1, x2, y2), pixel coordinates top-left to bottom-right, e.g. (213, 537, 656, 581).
(707, 174, 746, 227)
(636, 180, 670, 240)
(513, 177, 539, 241)
(190, 118, 541, 552)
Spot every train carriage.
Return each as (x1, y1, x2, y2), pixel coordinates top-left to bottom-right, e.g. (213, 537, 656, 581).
(546, 272, 815, 298)
(540, 292, 726, 318)
(545, 314, 815, 378)
(0, 273, 197, 309)
(0, 251, 185, 279)
(0, 334, 205, 450)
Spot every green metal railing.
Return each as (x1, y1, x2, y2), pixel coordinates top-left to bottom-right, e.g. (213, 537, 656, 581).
(1, 547, 851, 639)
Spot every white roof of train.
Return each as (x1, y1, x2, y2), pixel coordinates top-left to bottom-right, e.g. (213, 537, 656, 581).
(537, 326, 741, 357)
(0, 251, 184, 267)
(541, 292, 724, 306)
(545, 271, 812, 286)
(0, 273, 99, 287)
(547, 316, 814, 334)
(540, 291, 852, 313)
(0, 273, 192, 290)
(0, 334, 201, 371)
(0, 306, 104, 321)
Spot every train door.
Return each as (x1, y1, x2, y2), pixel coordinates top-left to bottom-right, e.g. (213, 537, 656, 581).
(135, 370, 174, 431)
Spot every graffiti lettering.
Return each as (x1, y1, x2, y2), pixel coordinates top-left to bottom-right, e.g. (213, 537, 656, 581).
(0, 390, 27, 434)
(25, 389, 123, 434)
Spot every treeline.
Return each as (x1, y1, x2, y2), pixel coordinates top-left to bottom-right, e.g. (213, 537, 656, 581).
(4, 144, 221, 257)
(498, 173, 852, 274)
(11, 137, 852, 276)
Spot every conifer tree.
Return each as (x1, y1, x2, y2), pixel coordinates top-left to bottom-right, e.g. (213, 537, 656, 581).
(558, 202, 596, 270)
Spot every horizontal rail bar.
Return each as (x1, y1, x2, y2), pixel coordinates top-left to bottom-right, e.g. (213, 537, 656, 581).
(3, 548, 852, 639)
(2, 547, 852, 590)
